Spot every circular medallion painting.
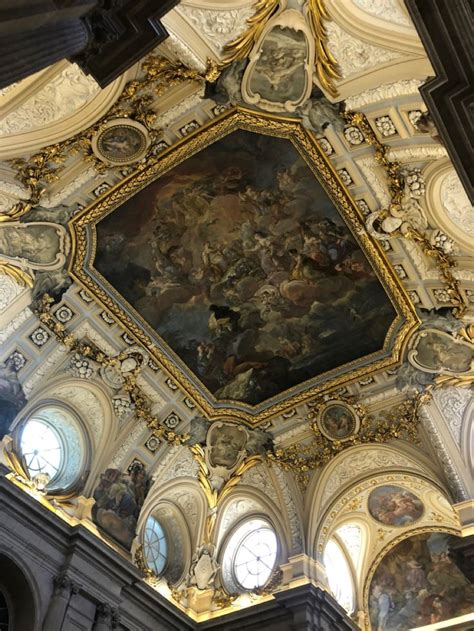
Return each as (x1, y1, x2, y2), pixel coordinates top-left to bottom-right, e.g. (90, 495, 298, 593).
(317, 401, 358, 441)
(94, 119, 149, 164)
(368, 485, 424, 527)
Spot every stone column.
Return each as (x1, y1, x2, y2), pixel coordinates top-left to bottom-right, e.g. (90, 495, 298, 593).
(0, 1, 95, 89)
(42, 572, 78, 630)
(92, 603, 120, 631)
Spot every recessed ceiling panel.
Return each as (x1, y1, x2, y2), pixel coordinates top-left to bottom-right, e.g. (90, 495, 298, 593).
(70, 108, 418, 423)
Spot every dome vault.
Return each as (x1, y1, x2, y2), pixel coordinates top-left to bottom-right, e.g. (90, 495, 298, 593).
(70, 107, 418, 424)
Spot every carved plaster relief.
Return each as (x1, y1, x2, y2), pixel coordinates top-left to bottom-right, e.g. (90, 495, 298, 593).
(48, 383, 105, 446)
(325, 21, 402, 79)
(351, 0, 412, 27)
(344, 79, 424, 109)
(319, 448, 424, 508)
(176, 3, 255, 53)
(433, 387, 472, 449)
(0, 276, 24, 314)
(440, 170, 474, 236)
(0, 65, 99, 136)
(0, 64, 132, 160)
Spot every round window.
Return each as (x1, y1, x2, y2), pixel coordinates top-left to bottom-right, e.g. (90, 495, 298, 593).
(21, 419, 63, 481)
(233, 525, 278, 590)
(143, 515, 168, 575)
(221, 518, 278, 593)
(17, 405, 88, 493)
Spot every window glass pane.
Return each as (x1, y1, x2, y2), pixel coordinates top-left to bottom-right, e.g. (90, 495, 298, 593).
(0, 590, 9, 631)
(228, 522, 277, 590)
(20, 419, 62, 480)
(144, 515, 168, 575)
(336, 524, 362, 570)
(323, 538, 354, 614)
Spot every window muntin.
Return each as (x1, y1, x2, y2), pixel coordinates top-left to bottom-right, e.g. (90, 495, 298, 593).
(20, 419, 62, 481)
(323, 538, 355, 614)
(17, 405, 87, 492)
(144, 515, 168, 575)
(336, 523, 362, 571)
(233, 526, 277, 589)
(221, 518, 278, 593)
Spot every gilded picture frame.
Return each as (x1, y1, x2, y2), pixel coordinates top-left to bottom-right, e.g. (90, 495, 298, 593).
(317, 400, 360, 441)
(69, 107, 419, 425)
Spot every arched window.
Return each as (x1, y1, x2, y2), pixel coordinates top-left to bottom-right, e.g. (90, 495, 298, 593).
(0, 590, 9, 631)
(16, 404, 89, 493)
(143, 515, 168, 576)
(323, 538, 355, 614)
(221, 518, 278, 593)
(335, 523, 362, 572)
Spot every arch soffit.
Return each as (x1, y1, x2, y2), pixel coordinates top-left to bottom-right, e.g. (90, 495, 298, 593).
(326, 0, 425, 56)
(0, 64, 137, 160)
(0, 546, 42, 631)
(315, 473, 459, 598)
(423, 158, 473, 252)
(306, 443, 446, 545)
(215, 486, 291, 557)
(140, 477, 208, 547)
(460, 399, 474, 473)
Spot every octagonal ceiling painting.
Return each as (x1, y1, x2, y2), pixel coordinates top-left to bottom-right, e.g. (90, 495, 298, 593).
(71, 109, 416, 421)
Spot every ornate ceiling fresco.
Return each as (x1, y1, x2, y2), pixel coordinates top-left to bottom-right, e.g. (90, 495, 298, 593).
(71, 109, 416, 420)
(0, 0, 473, 627)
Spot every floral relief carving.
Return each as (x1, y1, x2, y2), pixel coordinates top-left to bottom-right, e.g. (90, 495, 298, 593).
(0, 304, 29, 342)
(344, 79, 423, 109)
(0, 64, 99, 136)
(433, 387, 471, 448)
(352, 0, 412, 26)
(321, 449, 424, 507)
(219, 497, 263, 540)
(109, 420, 147, 468)
(176, 5, 255, 52)
(154, 447, 199, 484)
(0, 275, 24, 313)
(325, 21, 401, 78)
(440, 170, 474, 237)
(49, 384, 105, 445)
(240, 464, 280, 507)
(272, 465, 303, 554)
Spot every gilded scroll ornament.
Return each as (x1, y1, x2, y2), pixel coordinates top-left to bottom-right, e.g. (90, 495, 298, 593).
(219, 0, 280, 66)
(0, 262, 33, 288)
(306, 0, 341, 98)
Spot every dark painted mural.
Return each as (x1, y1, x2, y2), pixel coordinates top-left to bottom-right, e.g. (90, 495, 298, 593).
(95, 130, 395, 404)
(369, 532, 474, 630)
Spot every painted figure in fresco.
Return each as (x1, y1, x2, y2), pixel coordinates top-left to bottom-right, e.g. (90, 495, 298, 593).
(369, 532, 474, 631)
(320, 405, 354, 438)
(99, 127, 143, 159)
(412, 330, 473, 374)
(95, 131, 395, 405)
(92, 463, 150, 549)
(249, 27, 307, 103)
(368, 486, 424, 527)
(0, 357, 27, 438)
